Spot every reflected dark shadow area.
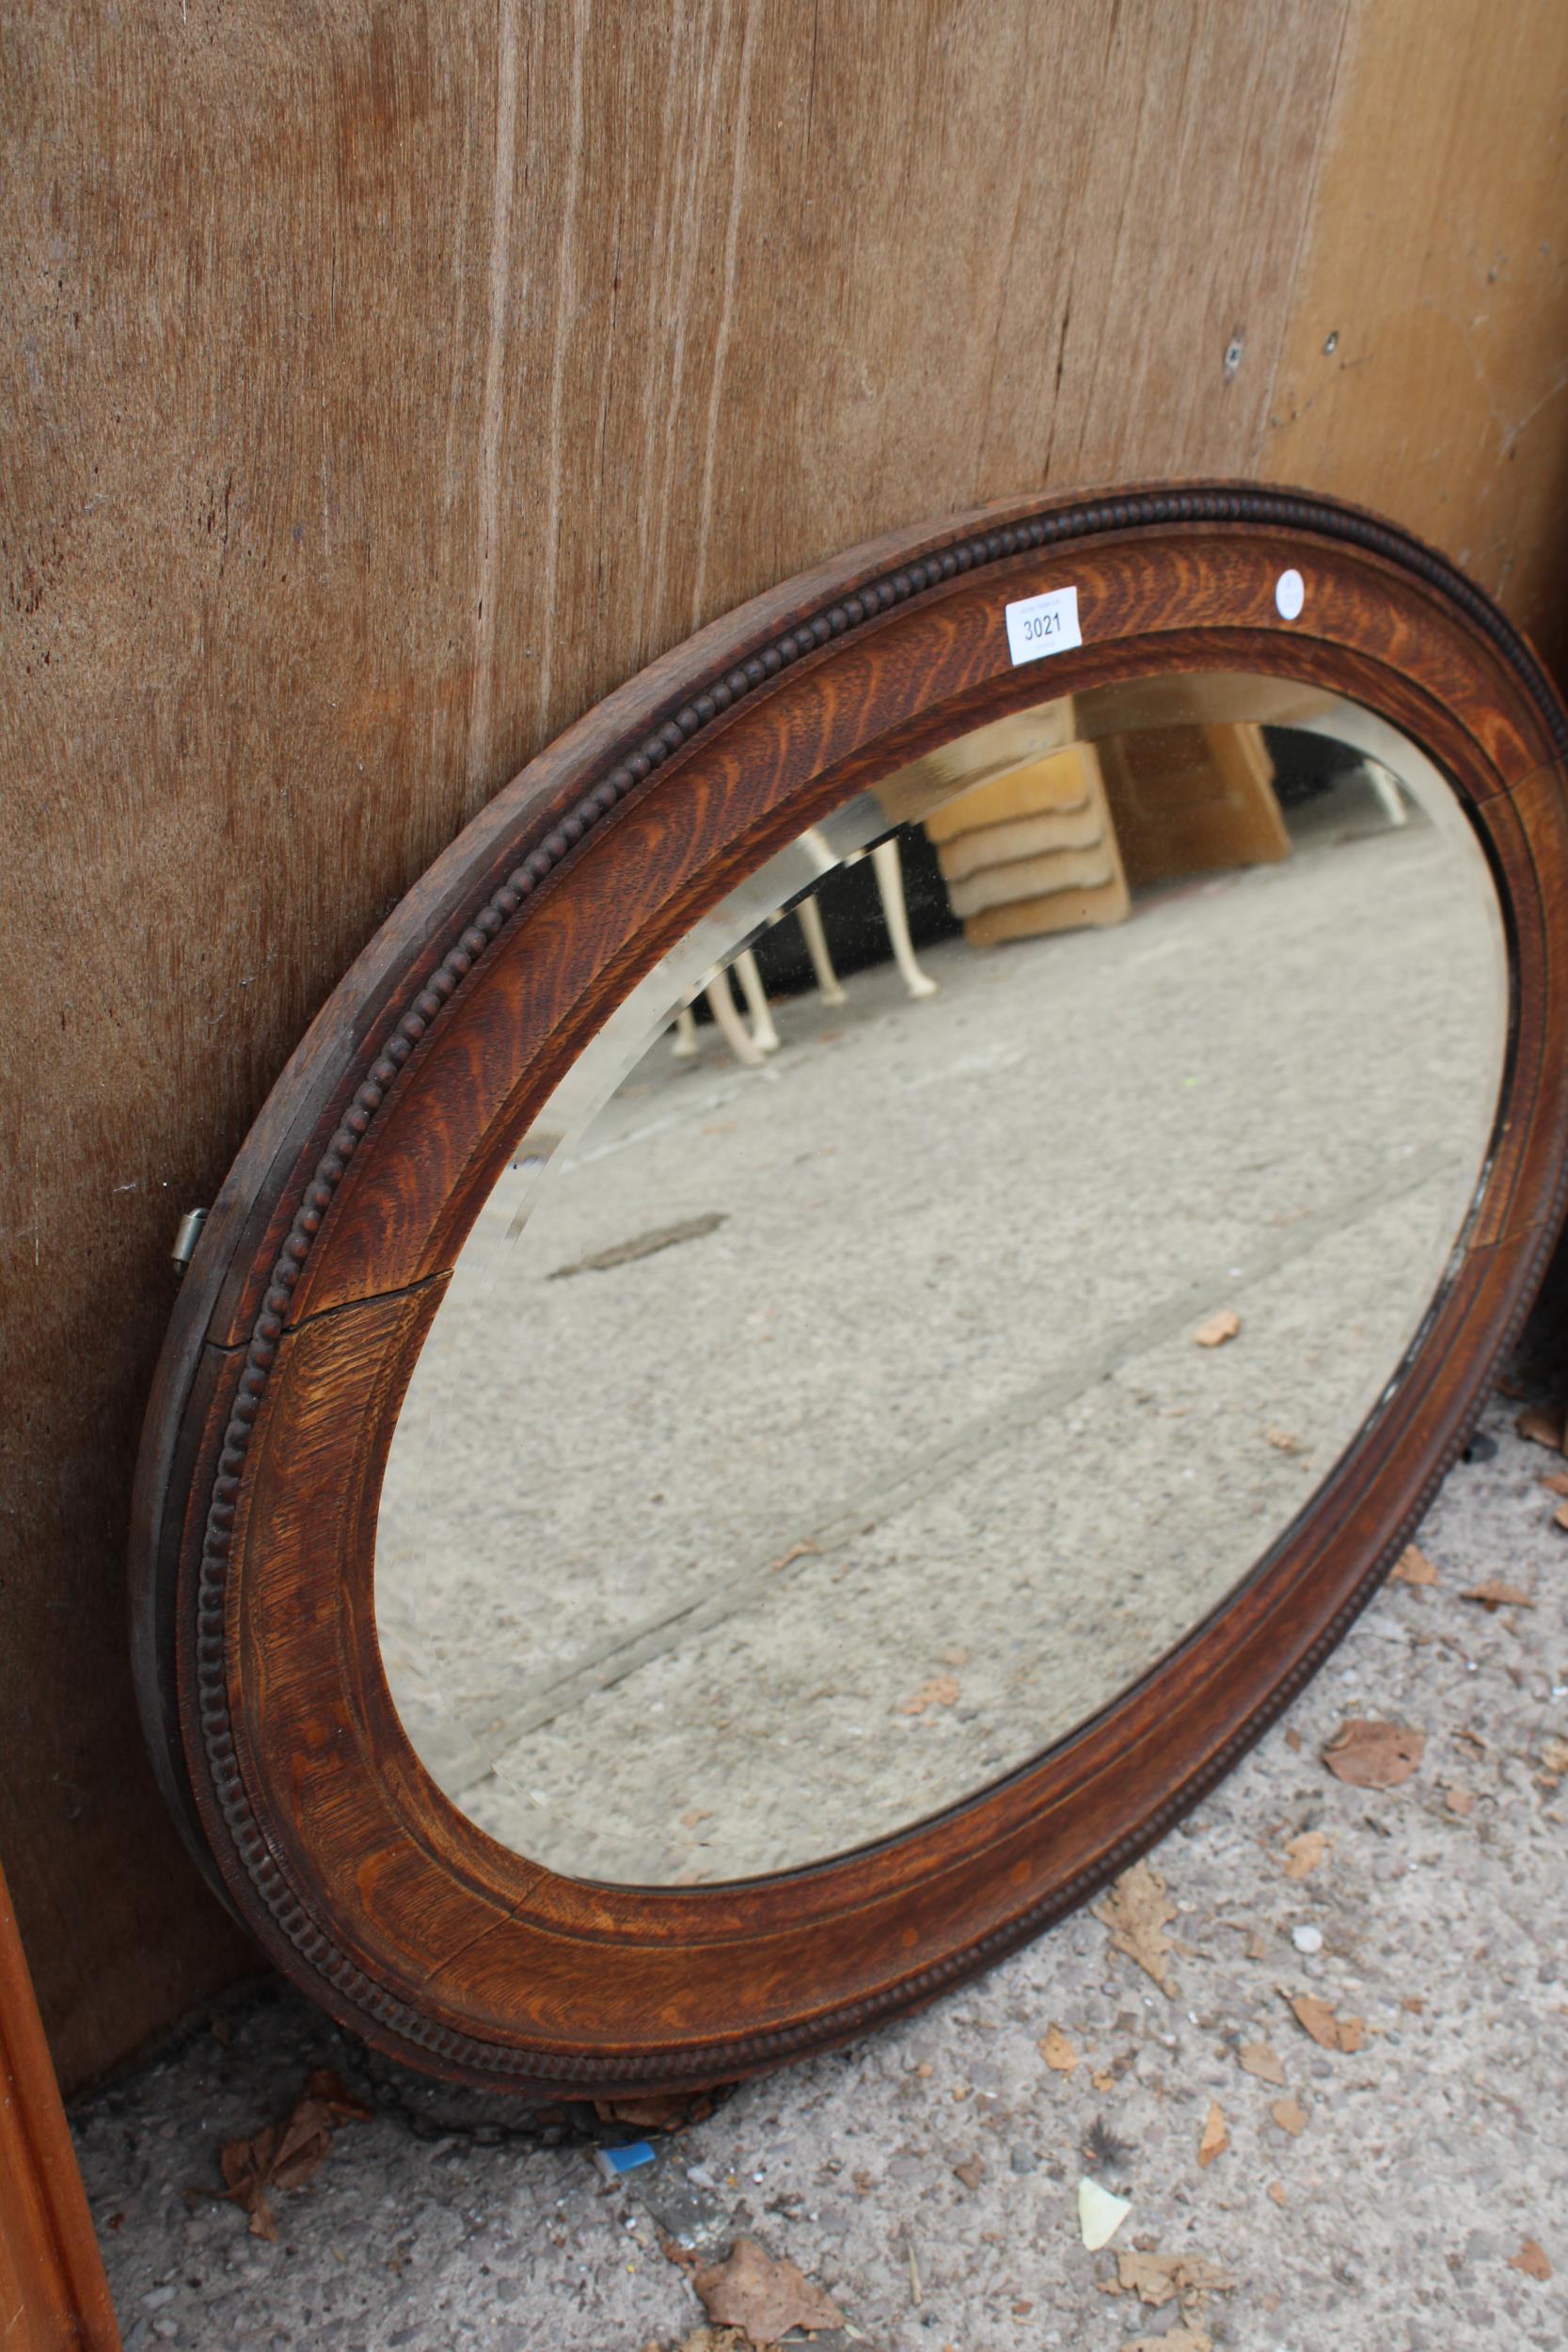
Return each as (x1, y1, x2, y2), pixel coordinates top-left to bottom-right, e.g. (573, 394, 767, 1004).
(375, 676, 1507, 1885)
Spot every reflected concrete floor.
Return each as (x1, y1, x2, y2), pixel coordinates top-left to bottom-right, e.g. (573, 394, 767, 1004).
(377, 785, 1503, 1884)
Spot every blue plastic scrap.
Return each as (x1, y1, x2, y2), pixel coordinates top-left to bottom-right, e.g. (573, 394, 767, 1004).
(594, 2139, 657, 2182)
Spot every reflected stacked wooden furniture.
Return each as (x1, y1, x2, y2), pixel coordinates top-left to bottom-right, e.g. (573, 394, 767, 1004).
(923, 708, 1130, 944)
(1098, 718, 1290, 887)
(920, 695, 1287, 942)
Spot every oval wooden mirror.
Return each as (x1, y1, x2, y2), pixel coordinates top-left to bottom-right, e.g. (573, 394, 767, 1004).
(131, 484, 1568, 2097)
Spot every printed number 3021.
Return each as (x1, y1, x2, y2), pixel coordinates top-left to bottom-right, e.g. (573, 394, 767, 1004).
(1004, 584, 1082, 667)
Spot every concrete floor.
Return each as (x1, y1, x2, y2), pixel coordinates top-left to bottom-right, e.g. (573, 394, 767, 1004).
(377, 778, 1503, 1883)
(75, 1376, 1568, 2351)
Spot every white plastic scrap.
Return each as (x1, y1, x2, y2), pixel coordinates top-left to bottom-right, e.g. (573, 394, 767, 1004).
(1077, 2174, 1132, 2251)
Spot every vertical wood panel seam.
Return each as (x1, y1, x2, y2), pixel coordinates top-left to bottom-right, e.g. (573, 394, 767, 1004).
(464, 0, 522, 796)
(534, 0, 591, 744)
(689, 0, 763, 631)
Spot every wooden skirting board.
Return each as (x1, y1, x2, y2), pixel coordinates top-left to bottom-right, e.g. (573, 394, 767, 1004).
(0, 1857, 119, 2349)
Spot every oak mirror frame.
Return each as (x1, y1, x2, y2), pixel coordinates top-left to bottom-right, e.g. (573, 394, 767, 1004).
(131, 483, 1568, 2101)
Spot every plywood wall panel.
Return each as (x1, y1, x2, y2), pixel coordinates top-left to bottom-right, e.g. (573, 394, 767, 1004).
(1264, 0, 1568, 678)
(2, 0, 1564, 2089)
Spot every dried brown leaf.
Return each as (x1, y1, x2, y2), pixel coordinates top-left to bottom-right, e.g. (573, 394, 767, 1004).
(1039, 2024, 1078, 2073)
(1288, 1994, 1339, 2048)
(203, 2071, 369, 2239)
(245, 2196, 279, 2242)
(1115, 2252, 1180, 2307)
(1114, 2251, 1234, 2308)
(1516, 1404, 1566, 1450)
(1193, 1309, 1241, 1348)
(1238, 2042, 1285, 2086)
(953, 2155, 986, 2190)
(897, 1675, 960, 1715)
(1511, 2238, 1552, 2281)
(1556, 1502, 1568, 1534)
(1286, 1994, 1364, 2053)
(1093, 1860, 1176, 1994)
(1172, 2256, 1234, 2297)
(1283, 1830, 1330, 1880)
(1196, 2103, 1228, 2169)
(692, 2239, 844, 2348)
(299, 2070, 372, 2123)
(217, 2130, 273, 2196)
(1322, 1719, 1425, 1788)
(1271, 2095, 1308, 2137)
(1461, 1581, 1535, 1612)
(1446, 1787, 1476, 1818)
(1541, 1471, 1568, 1497)
(267, 2129, 331, 2196)
(1391, 1545, 1438, 1586)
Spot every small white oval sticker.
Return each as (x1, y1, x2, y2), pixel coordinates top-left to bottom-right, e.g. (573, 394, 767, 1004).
(1275, 567, 1306, 621)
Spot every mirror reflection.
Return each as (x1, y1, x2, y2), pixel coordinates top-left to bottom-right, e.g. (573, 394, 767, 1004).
(376, 675, 1507, 1885)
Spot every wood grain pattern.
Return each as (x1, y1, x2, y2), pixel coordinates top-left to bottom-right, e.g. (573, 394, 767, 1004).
(131, 489, 1568, 2094)
(6, 0, 1568, 2090)
(0, 1858, 119, 2350)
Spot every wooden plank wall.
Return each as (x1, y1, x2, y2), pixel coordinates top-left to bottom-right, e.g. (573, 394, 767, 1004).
(3, 0, 1566, 2092)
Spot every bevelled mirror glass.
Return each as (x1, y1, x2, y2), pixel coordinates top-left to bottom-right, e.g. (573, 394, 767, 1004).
(374, 673, 1506, 1885)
